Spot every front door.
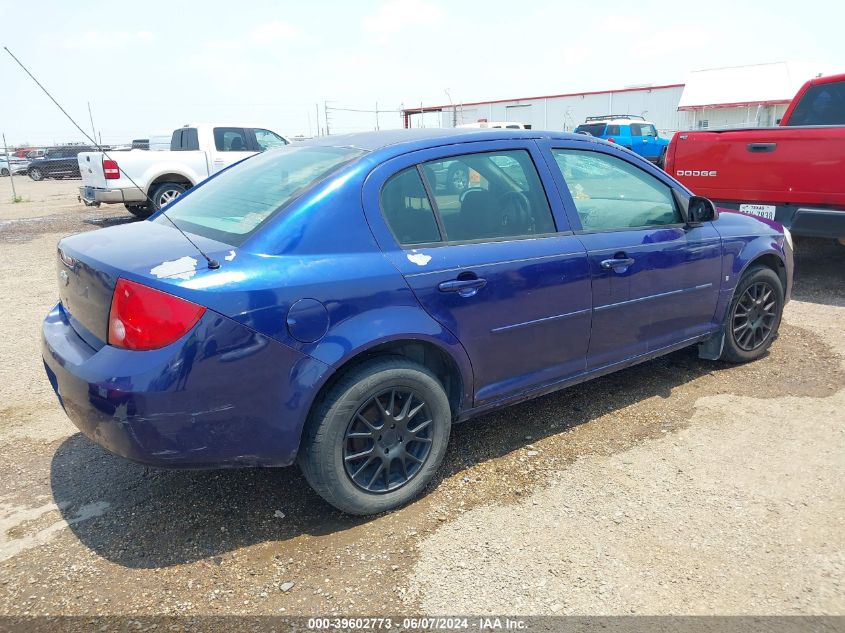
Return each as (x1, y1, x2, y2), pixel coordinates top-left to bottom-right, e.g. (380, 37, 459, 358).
(363, 142, 592, 405)
(543, 144, 723, 370)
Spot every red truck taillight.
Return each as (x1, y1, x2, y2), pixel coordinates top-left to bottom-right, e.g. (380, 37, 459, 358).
(103, 159, 120, 180)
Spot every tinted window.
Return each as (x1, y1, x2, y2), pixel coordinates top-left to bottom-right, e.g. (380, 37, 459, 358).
(574, 123, 606, 136)
(785, 81, 845, 126)
(552, 149, 680, 231)
(380, 168, 442, 245)
(422, 150, 555, 242)
(254, 129, 288, 151)
(605, 125, 621, 136)
(214, 127, 250, 152)
(630, 123, 643, 136)
(154, 145, 365, 246)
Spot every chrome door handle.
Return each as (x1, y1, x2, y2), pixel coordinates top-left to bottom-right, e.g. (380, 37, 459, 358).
(600, 257, 635, 270)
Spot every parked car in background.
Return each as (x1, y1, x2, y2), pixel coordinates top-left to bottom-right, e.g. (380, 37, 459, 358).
(574, 115, 669, 166)
(1, 154, 29, 176)
(666, 72, 845, 243)
(456, 121, 531, 130)
(43, 129, 792, 516)
(28, 146, 94, 181)
(77, 124, 289, 217)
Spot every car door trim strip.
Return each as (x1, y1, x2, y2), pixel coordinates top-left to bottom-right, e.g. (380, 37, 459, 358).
(594, 283, 714, 312)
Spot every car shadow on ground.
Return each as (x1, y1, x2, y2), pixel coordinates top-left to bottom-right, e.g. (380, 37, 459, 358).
(791, 237, 845, 307)
(50, 345, 729, 569)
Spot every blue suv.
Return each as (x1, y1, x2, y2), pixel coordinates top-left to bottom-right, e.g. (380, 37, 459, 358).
(574, 115, 669, 166)
(42, 129, 792, 515)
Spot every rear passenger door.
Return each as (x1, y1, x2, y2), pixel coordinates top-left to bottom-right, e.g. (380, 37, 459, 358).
(541, 142, 723, 369)
(211, 127, 254, 173)
(363, 141, 592, 406)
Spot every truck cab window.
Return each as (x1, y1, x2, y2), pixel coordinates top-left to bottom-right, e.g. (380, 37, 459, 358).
(214, 128, 250, 152)
(786, 81, 845, 126)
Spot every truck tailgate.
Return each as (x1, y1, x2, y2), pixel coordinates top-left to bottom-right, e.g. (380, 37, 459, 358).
(78, 152, 107, 188)
(670, 127, 845, 207)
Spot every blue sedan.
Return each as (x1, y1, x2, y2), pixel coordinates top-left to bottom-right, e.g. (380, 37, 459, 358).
(42, 129, 793, 515)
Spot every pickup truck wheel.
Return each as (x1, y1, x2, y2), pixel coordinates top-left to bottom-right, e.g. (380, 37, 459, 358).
(720, 266, 784, 363)
(150, 182, 187, 211)
(125, 204, 152, 219)
(29, 167, 44, 181)
(299, 357, 451, 515)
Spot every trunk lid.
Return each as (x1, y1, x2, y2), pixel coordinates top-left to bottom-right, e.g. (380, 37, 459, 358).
(78, 152, 107, 188)
(56, 220, 234, 347)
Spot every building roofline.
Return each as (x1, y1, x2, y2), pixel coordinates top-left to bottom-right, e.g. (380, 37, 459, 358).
(402, 83, 686, 115)
(678, 99, 792, 111)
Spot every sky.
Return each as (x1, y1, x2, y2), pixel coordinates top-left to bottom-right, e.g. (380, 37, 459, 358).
(1, 0, 843, 146)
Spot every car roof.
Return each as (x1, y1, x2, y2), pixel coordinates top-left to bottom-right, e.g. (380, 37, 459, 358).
(577, 119, 654, 127)
(302, 128, 591, 156)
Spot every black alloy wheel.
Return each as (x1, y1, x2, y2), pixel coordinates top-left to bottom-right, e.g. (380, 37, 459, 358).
(343, 387, 434, 493)
(731, 280, 778, 352)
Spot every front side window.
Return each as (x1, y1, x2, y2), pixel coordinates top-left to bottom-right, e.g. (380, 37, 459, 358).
(214, 127, 250, 152)
(785, 81, 845, 126)
(421, 150, 555, 242)
(380, 168, 442, 245)
(551, 149, 680, 231)
(254, 128, 289, 151)
(154, 145, 365, 245)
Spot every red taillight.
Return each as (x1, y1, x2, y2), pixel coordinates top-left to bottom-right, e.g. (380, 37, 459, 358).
(103, 158, 120, 180)
(607, 137, 616, 143)
(108, 278, 206, 350)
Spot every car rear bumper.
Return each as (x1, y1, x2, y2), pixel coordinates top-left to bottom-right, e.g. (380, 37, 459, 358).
(716, 202, 845, 240)
(79, 186, 146, 205)
(42, 302, 329, 468)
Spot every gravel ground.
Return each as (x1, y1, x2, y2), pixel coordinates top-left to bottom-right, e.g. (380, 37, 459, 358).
(0, 179, 843, 617)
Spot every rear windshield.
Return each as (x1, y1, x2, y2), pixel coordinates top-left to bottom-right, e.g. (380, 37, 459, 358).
(154, 145, 366, 246)
(574, 123, 607, 136)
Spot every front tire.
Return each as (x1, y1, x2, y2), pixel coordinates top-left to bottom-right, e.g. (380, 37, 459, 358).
(720, 266, 784, 363)
(29, 167, 44, 181)
(299, 357, 452, 515)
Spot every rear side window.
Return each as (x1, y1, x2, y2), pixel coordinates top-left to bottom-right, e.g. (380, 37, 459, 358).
(574, 123, 606, 136)
(214, 127, 250, 152)
(380, 168, 442, 245)
(421, 150, 555, 242)
(786, 81, 845, 125)
(154, 145, 365, 246)
(605, 125, 621, 136)
(171, 128, 199, 151)
(552, 149, 680, 231)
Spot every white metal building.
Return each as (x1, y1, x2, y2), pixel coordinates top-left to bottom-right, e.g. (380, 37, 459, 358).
(402, 84, 686, 135)
(401, 62, 835, 134)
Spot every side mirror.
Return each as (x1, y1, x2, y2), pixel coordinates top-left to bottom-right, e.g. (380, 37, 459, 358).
(686, 195, 718, 224)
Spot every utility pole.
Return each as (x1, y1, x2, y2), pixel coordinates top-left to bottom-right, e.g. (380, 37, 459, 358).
(2, 133, 17, 201)
(375, 102, 379, 131)
(324, 101, 330, 136)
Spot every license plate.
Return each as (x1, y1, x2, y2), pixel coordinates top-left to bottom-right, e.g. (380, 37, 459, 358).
(739, 204, 776, 220)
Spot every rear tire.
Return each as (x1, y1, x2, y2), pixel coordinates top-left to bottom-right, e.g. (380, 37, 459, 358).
(0, 168, 8, 177)
(149, 182, 187, 211)
(719, 266, 784, 363)
(125, 204, 153, 219)
(299, 357, 452, 515)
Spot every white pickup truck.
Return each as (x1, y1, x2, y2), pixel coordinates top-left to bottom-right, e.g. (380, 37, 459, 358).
(78, 124, 289, 217)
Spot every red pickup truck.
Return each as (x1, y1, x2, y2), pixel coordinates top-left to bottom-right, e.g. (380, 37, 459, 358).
(665, 72, 845, 242)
